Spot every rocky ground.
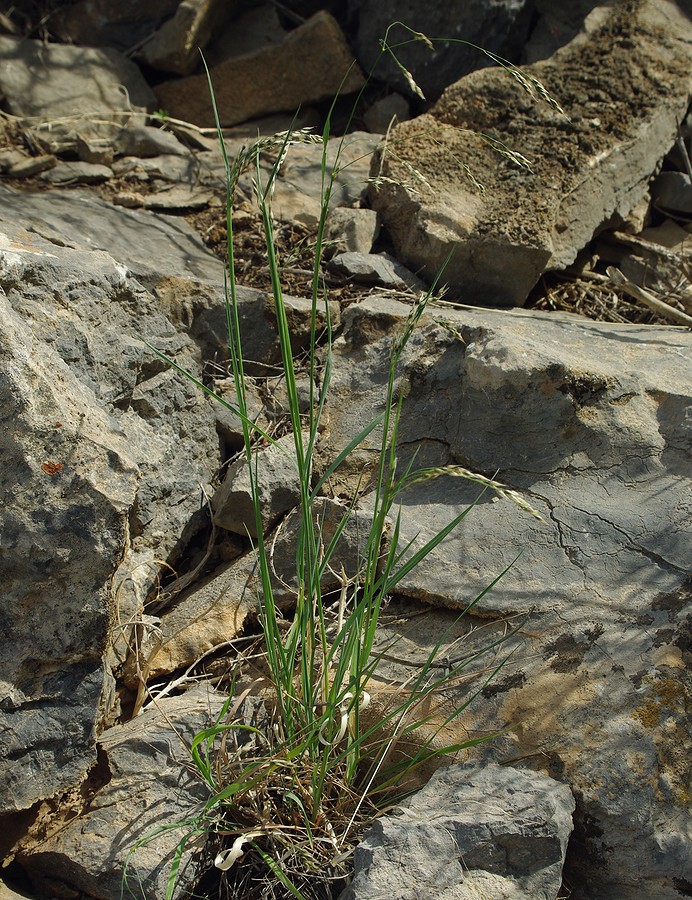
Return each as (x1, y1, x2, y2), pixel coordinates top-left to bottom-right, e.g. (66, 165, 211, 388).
(0, 2, 690, 900)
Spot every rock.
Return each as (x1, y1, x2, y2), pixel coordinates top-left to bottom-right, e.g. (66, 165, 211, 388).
(329, 250, 425, 291)
(139, 555, 258, 681)
(112, 152, 203, 184)
(524, 0, 604, 64)
(141, 497, 372, 679)
(651, 171, 692, 220)
(257, 132, 381, 228)
(343, 761, 575, 900)
(0, 149, 26, 171)
(115, 123, 191, 158)
(40, 161, 113, 184)
(0, 36, 156, 118)
(0, 293, 138, 815)
(0, 184, 222, 286)
(326, 207, 380, 255)
(363, 93, 411, 134)
(138, 0, 235, 75)
(369, 0, 692, 305)
(210, 377, 267, 452)
(76, 135, 114, 166)
(0, 184, 227, 816)
(143, 184, 215, 210)
(51, 0, 182, 51)
(203, 2, 287, 67)
(349, 0, 533, 102)
(213, 432, 304, 537)
(192, 284, 340, 373)
(5, 154, 55, 178)
(319, 295, 692, 899)
(640, 219, 692, 253)
(155, 11, 365, 128)
(15, 685, 227, 900)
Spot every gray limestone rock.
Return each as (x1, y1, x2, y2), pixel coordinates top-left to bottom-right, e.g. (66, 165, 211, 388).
(342, 761, 575, 900)
(0, 36, 156, 118)
(0, 185, 226, 816)
(15, 685, 227, 900)
(213, 432, 305, 537)
(0, 293, 139, 813)
(329, 251, 425, 292)
(326, 207, 381, 255)
(349, 0, 533, 102)
(40, 161, 113, 184)
(115, 124, 191, 158)
(319, 295, 692, 899)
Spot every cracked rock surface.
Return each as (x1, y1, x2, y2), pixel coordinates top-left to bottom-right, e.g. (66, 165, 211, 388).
(320, 295, 691, 900)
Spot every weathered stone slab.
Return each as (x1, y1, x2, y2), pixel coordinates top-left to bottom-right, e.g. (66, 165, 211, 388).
(319, 295, 692, 899)
(155, 11, 365, 127)
(369, 0, 692, 305)
(15, 686, 226, 900)
(343, 761, 575, 900)
(143, 497, 373, 679)
(0, 36, 156, 118)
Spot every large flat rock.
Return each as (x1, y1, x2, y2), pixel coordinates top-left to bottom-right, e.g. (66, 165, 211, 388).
(0, 187, 225, 819)
(369, 0, 692, 305)
(320, 295, 691, 899)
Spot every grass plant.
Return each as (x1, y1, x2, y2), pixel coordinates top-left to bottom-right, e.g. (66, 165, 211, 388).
(129, 26, 554, 900)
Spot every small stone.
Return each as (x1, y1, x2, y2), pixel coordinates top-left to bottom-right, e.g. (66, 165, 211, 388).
(326, 207, 380, 255)
(0, 148, 29, 172)
(75, 134, 114, 165)
(363, 93, 411, 134)
(7, 154, 56, 177)
(329, 250, 425, 291)
(113, 191, 146, 208)
(40, 161, 113, 184)
(143, 184, 214, 210)
(115, 123, 190, 158)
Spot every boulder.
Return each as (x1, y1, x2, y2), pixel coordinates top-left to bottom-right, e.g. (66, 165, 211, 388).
(0, 293, 138, 814)
(0, 35, 156, 118)
(319, 295, 692, 899)
(51, 0, 183, 51)
(343, 761, 575, 900)
(369, 0, 692, 305)
(0, 185, 225, 816)
(212, 432, 305, 537)
(14, 685, 227, 900)
(349, 0, 533, 102)
(154, 11, 365, 127)
(137, 0, 236, 75)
